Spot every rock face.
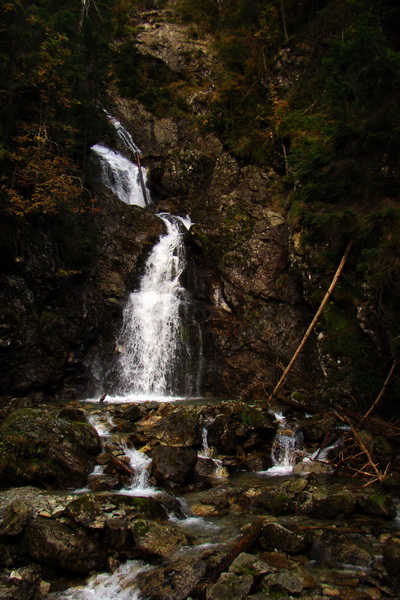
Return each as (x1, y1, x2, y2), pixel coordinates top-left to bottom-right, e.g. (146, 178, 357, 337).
(0, 2, 321, 401)
(0, 408, 100, 489)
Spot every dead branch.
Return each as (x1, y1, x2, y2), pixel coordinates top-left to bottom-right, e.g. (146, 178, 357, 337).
(360, 359, 397, 425)
(268, 240, 353, 403)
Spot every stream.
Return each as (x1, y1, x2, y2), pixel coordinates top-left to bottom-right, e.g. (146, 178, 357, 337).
(36, 120, 400, 599)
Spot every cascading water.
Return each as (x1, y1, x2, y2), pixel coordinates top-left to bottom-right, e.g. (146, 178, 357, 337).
(115, 213, 201, 399)
(104, 112, 142, 156)
(199, 426, 228, 478)
(91, 143, 149, 208)
(261, 411, 304, 476)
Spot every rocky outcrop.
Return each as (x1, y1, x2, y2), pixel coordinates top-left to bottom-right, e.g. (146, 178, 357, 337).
(0, 409, 100, 489)
(0, 190, 162, 398)
(24, 518, 106, 574)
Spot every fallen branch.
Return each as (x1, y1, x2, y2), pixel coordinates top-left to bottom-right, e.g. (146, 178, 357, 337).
(334, 412, 384, 483)
(268, 240, 353, 402)
(193, 518, 263, 599)
(359, 359, 397, 426)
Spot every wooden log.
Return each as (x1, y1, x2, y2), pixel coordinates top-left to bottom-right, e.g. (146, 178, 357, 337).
(268, 240, 352, 403)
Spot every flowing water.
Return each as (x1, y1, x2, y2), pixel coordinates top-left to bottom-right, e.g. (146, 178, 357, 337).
(114, 213, 201, 400)
(260, 411, 304, 476)
(91, 143, 149, 208)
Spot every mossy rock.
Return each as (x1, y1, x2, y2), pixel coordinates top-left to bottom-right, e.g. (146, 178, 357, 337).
(0, 409, 100, 489)
(297, 489, 356, 519)
(130, 519, 189, 558)
(24, 517, 106, 574)
(356, 493, 397, 518)
(65, 494, 168, 530)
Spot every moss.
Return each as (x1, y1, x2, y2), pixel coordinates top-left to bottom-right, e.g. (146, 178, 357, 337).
(321, 303, 382, 400)
(131, 520, 151, 535)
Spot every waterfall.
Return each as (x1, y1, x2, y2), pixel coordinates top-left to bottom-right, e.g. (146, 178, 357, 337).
(261, 412, 304, 476)
(120, 444, 153, 495)
(49, 560, 148, 599)
(104, 111, 142, 155)
(199, 427, 228, 478)
(91, 143, 149, 207)
(115, 213, 201, 399)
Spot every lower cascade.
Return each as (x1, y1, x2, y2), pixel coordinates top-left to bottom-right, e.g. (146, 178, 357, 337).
(115, 213, 201, 400)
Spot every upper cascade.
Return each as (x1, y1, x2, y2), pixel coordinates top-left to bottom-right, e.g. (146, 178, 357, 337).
(104, 110, 142, 156)
(91, 143, 149, 208)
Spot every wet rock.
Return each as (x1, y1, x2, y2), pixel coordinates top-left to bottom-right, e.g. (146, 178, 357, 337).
(207, 416, 237, 455)
(57, 408, 87, 422)
(24, 518, 106, 574)
(104, 518, 131, 551)
(240, 452, 272, 472)
(310, 532, 372, 568)
(121, 404, 142, 422)
(87, 473, 120, 491)
(65, 494, 168, 530)
(195, 457, 220, 478)
(136, 556, 206, 600)
(151, 445, 197, 485)
(262, 569, 304, 594)
(259, 521, 308, 555)
(144, 409, 200, 446)
(300, 413, 338, 442)
(383, 538, 400, 588)
(297, 488, 356, 519)
(229, 552, 273, 576)
(293, 459, 332, 475)
(130, 519, 189, 558)
(356, 493, 397, 518)
(245, 486, 295, 516)
(205, 572, 253, 600)
(0, 500, 32, 536)
(0, 409, 100, 489)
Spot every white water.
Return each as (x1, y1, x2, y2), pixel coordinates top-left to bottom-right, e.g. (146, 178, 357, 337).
(119, 444, 154, 495)
(49, 560, 148, 600)
(91, 143, 148, 207)
(116, 213, 200, 399)
(105, 111, 142, 156)
(198, 427, 228, 478)
(260, 412, 304, 476)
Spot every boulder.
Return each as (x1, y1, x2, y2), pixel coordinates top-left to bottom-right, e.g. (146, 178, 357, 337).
(0, 500, 32, 536)
(262, 570, 304, 594)
(136, 556, 206, 600)
(194, 457, 219, 478)
(356, 493, 397, 518)
(296, 489, 356, 519)
(65, 494, 168, 530)
(383, 538, 400, 588)
(151, 446, 197, 485)
(310, 532, 372, 568)
(207, 416, 237, 455)
(246, 487, 295, 516)
(259, 521, 308, 555)
(24, 518, 106, 574)
(228, 552, 273, 576)
(144, 409, 200, 446)
(205, 573, 253, 600)
(130, 519, 189, 558)
(240, 451, 272, 472)
(0, 409, 100, 489)
(300, 413, 337, 442)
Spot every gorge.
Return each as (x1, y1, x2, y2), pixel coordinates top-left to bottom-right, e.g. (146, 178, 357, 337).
(1, 0, 400, 599)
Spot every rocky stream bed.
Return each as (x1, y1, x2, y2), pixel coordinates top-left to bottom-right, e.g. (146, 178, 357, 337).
(1, 397, 400, 600)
